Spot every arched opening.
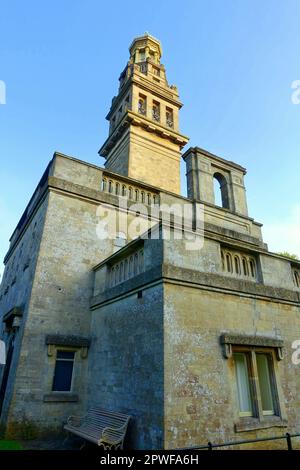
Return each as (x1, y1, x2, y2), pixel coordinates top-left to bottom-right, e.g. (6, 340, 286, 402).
(242, 258, 249, 276)
(226, 253, 232, 273)
(213, 172, 230, 209)
(294, 270, 300, 288)
(120, 262, 124, 282)
(111, 267, 115, 286)
(249, 259, 256, 278)
(129, 256, 134, 278)
(101, 178, 107, 192)
(221, 251, 225, 271)
(134, 253, 139, 275)
(234, 256, 241, 275)
(124, 259, 128, 280)
(138, 250, 144, 272)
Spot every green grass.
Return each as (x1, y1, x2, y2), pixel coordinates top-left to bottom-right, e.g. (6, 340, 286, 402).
(0, 440, 23, 450)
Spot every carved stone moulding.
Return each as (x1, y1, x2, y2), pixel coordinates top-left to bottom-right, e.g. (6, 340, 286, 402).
(220, 333, 284, 360)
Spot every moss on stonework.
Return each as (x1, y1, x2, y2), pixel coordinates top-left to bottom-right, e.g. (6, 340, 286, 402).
(5, 417, 39, 440)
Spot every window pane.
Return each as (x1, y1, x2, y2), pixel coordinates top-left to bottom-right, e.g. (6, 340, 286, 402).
(234, 353, 253, 416)
(256, 353, 274, 414)
(56, 351, 75, 360)
(53, 358, 74, 391)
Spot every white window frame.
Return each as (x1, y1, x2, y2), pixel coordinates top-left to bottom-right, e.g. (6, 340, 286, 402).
(233, 347, 280, 421)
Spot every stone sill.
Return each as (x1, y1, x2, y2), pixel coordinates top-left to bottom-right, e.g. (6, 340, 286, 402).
(43, 393, 79, 403)
(235, 417, 288, 433)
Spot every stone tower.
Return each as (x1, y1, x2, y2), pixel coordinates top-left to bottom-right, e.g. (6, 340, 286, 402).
(99, 33, 189, 194)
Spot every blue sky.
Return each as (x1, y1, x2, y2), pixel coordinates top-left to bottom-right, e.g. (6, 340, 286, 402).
(0, 0, 300, 273)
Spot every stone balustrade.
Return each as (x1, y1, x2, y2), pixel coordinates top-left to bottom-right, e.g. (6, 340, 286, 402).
(108, 248, 144, 288)
(101, 173, 160, 205)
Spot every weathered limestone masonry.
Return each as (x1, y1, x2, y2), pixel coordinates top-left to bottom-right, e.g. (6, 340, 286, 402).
(0, 152, 162, 436)
(90, 223, 300, 449)
(1, 33, 300, 449)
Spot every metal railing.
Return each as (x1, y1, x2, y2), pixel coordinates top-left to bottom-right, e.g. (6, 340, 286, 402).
(178, 432, 300, 451)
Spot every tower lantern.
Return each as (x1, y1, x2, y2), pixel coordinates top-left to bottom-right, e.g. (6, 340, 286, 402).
(99, 33, 189, 194)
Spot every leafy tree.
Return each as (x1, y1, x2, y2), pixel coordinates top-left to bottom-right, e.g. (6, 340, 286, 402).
(277, 251, 299, 260)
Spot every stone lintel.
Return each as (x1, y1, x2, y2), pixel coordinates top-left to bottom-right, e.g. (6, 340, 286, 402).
(45, 334, 90, 348)
(220, 333, 284, 348)
(220, 333, 284, 360)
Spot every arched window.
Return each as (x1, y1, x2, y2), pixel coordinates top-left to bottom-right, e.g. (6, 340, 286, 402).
(147, 193, 151, 205)
(213, 172, 230, 209)
(249, 259, 256, 278)
(134, 253, 139, 275)
(221, 251, 225, 271)
(226, 253, 232, 273)
(138, 95, 146, 115)
(108, 180, 113, 193)
(129, 256, 134, 278)
(129, 187, 133, 199)
(115, 183, 120, 195)
(101, 178, 107, 192)
(111, 267, 115, 287)
(242, 258, 249, 276)
(124, 259, 128, 280)
(139, 250, 144, 272)
(122, 185, 127, 197)
(152, 101, 160, 122)
(234, 256, 241, 275)
(294, 270, 300, 288)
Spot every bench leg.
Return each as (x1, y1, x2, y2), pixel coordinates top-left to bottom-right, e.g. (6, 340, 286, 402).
(63, 431, 71, 447)
(80, 440, 87, 451)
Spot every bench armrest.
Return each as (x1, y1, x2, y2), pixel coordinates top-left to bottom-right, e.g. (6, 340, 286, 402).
(67, 415, 83, 427)
(101, 421, 128, 441)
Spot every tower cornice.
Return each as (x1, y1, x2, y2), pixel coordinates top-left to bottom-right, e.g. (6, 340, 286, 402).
(106, 77, 183, 122)
(99, 110, 189, 157)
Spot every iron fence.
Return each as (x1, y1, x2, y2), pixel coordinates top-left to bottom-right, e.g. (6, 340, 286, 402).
(178, 432, 300, 451)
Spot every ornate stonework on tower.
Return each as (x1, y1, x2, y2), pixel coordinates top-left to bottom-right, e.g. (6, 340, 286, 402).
(99, 33, 189, 194)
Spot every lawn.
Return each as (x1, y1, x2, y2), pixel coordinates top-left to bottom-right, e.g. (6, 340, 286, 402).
(0, 440, 23, 450)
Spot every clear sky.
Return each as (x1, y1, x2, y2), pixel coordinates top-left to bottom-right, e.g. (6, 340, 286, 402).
(0, 0, 299, 274)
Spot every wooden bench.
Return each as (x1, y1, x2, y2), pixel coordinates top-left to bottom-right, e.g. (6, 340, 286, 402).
(64, 407, 131, 450)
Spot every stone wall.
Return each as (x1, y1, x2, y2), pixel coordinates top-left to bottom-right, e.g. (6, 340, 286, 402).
(3, 172, 118, 434)
(1, 153, 162, 436)
(88, 284, 164, 449)
(164, 282, 300, 449)
(0, 194, 49, 430)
